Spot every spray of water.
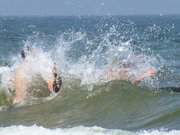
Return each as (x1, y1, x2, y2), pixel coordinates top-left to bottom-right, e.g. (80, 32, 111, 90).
(0, 25, 164, 104)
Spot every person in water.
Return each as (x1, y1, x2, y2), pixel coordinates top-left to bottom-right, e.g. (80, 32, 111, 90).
(48, 63, 62, 93)
(13, 47, 62, 104)
(107, 64, 157, 85)
(21, 46, 62, 93)
(13, 46, 30, 103)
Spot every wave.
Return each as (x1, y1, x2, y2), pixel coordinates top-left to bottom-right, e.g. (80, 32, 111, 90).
(0, 125, 179, 135)
(0, 18, 179, 130)
(1, 19, 175, 99)
(0, 28, 163, 106)
(0, 16, 180, 134)
(0, 80, 180, 130)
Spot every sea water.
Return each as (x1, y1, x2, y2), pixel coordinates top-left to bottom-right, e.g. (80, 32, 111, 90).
(0, 15, 180, 135)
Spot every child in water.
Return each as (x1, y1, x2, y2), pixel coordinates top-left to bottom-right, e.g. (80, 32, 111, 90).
(48, 63, 62, 93)
(13, 46, 62, 104)
(107, 60, 157, 85)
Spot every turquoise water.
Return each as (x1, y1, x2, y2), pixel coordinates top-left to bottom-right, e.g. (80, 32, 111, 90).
(0, 16, 180, 135)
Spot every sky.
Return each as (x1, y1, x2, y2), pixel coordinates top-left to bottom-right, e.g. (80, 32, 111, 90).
(0, 0, 180, 16)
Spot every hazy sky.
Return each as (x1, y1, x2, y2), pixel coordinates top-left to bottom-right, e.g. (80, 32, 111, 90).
(0, 0, 180, 16)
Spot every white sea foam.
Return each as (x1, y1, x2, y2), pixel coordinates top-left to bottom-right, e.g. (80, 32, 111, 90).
(0, 125, 179, 135)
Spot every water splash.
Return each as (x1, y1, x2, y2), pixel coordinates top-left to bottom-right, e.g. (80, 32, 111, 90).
(0, 125, 179, 135)
(0, 22, 167, 104)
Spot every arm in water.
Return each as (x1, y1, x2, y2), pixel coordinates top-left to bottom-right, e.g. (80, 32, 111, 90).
(131, 68, 156, 85)
(107, 68, 157, 85)
(13, 46, 32, 104)
(13, 67, 27, 104)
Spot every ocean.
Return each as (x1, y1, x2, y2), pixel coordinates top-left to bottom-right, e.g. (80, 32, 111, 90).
(0, 15, 180, 135)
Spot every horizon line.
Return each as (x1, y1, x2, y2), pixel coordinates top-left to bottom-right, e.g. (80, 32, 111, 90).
(0, 13, 180, 17)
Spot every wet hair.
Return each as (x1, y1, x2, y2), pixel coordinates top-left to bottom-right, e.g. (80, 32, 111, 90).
(53, 75, 62, 93)
(51, 63, 62, 93)
(21, 46, 33, 59)
(21, 50, 26, 59)
(53, 72, 58, 78)
(52, 65, 62, 93)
